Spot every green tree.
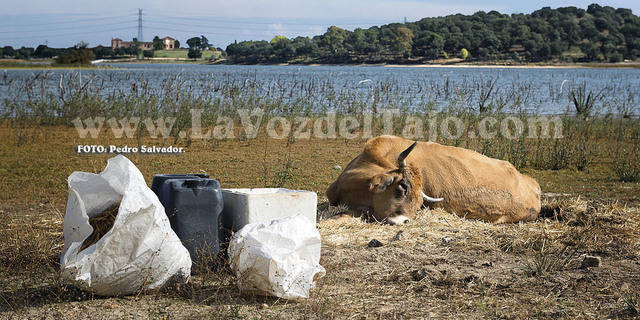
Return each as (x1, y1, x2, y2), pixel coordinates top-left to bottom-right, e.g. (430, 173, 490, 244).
(188, 48, 202, 59)
(15, 47, 34, 60)
(549, 40, 568, 56)
(152, 36, 164, 50)
(54, 42, 95, 65)
(270, 36, 295, 61)
(321, 26, 348, 54)
(393, 27, 414, 56)
(413, 31, 444, 58)
(364, 28, 381, 54)
(200, 35, 209, 50)
(34, 45, 56, 58)
(187, 37, 201, 49)
(609, 52, 623, 62)
(292, 36, 315, 57)
(92, 46, 114, 59)
(347, 28, 368, 54)
(580, 42, 601, 61)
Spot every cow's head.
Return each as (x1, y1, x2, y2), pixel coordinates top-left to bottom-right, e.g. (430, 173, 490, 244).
(368, 142, 443, 225)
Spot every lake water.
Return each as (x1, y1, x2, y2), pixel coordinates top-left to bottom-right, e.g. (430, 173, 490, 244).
(2, 63, 639, 116)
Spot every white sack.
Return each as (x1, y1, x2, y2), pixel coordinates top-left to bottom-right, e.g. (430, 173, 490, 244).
(228, 215, 325, 299)
(60, 155, 191, 296)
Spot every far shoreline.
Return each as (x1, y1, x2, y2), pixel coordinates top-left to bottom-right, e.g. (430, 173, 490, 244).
(3, 57, 640, 70)
(217, 60, 640, 69)
(382, 62, 640, 69)
(275, 61, 640, 69)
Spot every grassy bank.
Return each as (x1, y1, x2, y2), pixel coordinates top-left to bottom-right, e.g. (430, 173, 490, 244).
(0, 60, 109, 69)
(3, 71, 639, 181)
(0, 121, 638, 314)
(0, 126, 639, 318)
(0, 71, 639, 318)
(153, 49, 220, 60)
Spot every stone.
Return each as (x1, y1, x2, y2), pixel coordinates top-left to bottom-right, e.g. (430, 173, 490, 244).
(581, 255, 601, 268)
(368, 239, 383, 248)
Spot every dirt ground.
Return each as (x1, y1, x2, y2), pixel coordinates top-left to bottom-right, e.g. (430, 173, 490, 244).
(1, 127, 639, 319)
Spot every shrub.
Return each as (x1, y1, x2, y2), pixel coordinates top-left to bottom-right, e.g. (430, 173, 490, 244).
(54, 45, 95, 65)
(188, 48, 202, 59)
(614, 151, 640, 182)
(568, 82, 604, 119)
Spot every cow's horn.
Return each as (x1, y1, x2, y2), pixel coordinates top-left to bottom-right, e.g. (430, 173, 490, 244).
(422, 191, 444, 202)
(398, 141, 418, 168)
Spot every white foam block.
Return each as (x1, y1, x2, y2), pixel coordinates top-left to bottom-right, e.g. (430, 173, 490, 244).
(221, 188, 317, 231)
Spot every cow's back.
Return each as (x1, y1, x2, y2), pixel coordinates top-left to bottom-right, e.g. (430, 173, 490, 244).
(413, 142, 541, 223)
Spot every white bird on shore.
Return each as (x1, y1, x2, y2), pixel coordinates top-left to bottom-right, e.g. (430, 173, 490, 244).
(357, 79, 372, 85)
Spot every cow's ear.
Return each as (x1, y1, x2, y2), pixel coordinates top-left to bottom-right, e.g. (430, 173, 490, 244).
(369, 173, 398, 193)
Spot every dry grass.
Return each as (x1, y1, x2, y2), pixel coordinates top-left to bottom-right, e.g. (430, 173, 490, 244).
(79, 203, 120, 251)
(0, 205, 63, 275)
(0, 126, 639, 318)
(1, 197, 638, 318)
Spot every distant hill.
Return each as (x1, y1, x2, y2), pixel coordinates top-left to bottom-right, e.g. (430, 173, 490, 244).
(226, 4, 640, 64)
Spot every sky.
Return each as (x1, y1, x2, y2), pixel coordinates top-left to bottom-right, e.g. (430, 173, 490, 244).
(0, 0, 638, 49)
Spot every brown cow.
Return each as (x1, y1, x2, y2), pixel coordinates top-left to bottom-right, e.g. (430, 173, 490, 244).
(326, 135, 541, 225)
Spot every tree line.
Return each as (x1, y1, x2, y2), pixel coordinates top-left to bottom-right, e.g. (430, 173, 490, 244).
(225, 4, 640, 64)
(0, 35, 217, 65)
(1, 43, 143, 64)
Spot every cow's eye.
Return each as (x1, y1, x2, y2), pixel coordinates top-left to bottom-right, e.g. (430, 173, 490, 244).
(396, 182, 408, 198)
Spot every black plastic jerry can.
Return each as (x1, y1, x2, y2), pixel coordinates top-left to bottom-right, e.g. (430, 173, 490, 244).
(151, 174, 210, 197)
(160, 178, 223, 261)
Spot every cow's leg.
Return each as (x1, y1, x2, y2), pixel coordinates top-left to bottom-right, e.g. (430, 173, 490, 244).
(493, 207, 540, 223)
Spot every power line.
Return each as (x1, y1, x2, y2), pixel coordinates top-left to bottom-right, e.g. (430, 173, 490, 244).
(0, 13, 136, 28)
(143, 11, 392, 26)
(143, 23, 327, 38)
(143, 19, 324, 32)
(143, 25, 275, 37)
(0, 26, 137, 41)
(0, 20, 136, 34)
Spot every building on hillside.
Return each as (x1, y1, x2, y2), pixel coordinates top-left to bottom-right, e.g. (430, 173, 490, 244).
(111, 37, 176, 50)
(161, 37, 176, 49)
